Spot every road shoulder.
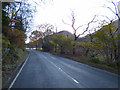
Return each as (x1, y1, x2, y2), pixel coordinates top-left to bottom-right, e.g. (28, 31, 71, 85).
(2, 50, 30, 89)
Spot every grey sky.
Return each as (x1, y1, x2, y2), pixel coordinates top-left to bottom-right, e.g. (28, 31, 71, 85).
(26, 0, 120, 43)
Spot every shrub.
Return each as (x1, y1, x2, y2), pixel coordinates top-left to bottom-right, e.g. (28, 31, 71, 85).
(87, 57, 100, 63)
(107, 61, 116, 67)
(42, 41, 55, 52)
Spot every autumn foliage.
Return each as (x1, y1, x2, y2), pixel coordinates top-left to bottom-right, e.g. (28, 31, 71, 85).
(3, 26, 25, 48)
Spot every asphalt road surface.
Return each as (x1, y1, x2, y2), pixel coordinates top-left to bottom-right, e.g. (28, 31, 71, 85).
(11, 50, 119, 88)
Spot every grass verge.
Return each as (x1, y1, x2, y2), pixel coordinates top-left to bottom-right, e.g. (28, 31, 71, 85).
(2, 49, 28, 88)
(49, 52, 120, 75)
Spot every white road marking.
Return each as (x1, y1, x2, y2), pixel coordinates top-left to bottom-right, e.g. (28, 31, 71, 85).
(50, 61, 79, 84)
(42, 55, 79, 84)
(72, 78, 79, 84)
(50, 56, 56, 59)
(9, 52, 30, 89)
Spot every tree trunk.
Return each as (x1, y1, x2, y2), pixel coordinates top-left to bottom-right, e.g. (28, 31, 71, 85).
(73, 42, 76, 55)
(60, 46, 63, 54)
(114, 49, 119, 67)
(36, 44, 37, 50)
(55, 45, 57, 53)
(85, 34, 93, 57)
(85, 48, 90, 56)
(110, 53, 113, 61)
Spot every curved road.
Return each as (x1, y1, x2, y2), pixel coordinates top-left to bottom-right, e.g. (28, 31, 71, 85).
(11, 50, 119, 88)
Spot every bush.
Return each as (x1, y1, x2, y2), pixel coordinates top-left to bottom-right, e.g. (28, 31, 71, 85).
(42, 41, 55, 52)
(15, 48, 25, 59)
(107, 61, 116, 67)
(87, 57, 100, 63)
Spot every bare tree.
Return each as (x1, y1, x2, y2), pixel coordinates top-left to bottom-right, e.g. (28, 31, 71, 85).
(37, 23, 54, 38)
(104, 0, 120, 20)
(36, 23, 54, 45)
(29, 30, 43, 49)
(63, 10, 96, 55)
(32, 0, 53, 6)
(103, 0, 120, 66)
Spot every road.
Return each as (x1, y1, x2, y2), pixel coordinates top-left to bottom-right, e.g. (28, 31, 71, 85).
(11, 50, 119, 88)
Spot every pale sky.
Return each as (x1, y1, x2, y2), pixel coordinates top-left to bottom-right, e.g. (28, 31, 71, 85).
(26, 0, 120, 43)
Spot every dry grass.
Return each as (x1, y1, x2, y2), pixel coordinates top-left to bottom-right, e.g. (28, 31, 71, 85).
(54, 53, 119, 75)
(2, 50, 28, 87)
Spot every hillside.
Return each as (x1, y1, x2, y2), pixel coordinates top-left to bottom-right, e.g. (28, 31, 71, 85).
(58, 30, 74, 39)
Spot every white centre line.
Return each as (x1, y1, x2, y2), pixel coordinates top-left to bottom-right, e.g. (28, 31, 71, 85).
(72, 78, 79, 84)
(50, 56, 56, 59)
(51, 61, 79, 84)
(42, 55, 80, 84)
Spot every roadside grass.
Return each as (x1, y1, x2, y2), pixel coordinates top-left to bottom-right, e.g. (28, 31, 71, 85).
(47, 51, 120, 75)
(34, 49, 120, 75)
(0, 61, 2, 89)
(2, 49, 28, 87)
(63, 55, 119, 74)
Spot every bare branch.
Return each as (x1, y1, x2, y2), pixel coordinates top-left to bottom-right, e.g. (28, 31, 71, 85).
(111, 1, 118, 14)
(63, 10, 97, 41)
(76, 25, 83, 31)
(104, 0, 120, 19)
(107, 6, 117, 15)
(78, 15, 97, 36)
(71, 11, 76, 31)
(97, 15, 114, 23)
(62, 19, 71, 26)
(32, 0, 40, 6)
(13, 2, 22, 17)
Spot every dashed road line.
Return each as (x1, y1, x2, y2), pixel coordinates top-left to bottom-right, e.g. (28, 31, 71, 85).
(41, 55, 80, 85)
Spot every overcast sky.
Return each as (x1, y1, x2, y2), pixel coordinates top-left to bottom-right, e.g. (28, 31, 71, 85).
(26, 0, 120, 43)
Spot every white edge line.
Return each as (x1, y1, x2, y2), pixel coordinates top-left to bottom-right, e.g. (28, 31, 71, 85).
(8, 51, 30, 89)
